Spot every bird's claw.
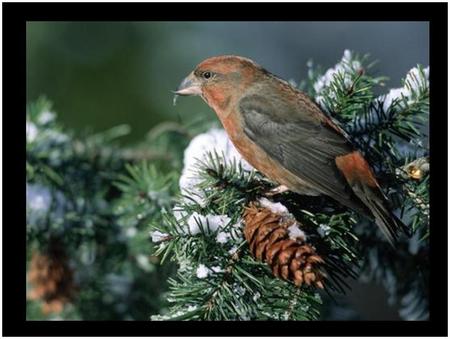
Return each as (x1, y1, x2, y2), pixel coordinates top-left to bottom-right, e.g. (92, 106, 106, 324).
(264, 185, 289, 197)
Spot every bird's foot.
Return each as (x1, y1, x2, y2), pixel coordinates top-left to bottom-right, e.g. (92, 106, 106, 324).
(265, 185, 289, 197)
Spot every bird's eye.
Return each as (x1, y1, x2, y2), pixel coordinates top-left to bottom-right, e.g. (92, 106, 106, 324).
(202, 71, 212, 79)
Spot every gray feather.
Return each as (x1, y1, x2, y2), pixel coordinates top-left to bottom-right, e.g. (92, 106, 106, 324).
(239, 92, 365, 214)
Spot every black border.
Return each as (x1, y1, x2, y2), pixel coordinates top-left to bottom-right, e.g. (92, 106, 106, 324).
(3, 2, 447, 337)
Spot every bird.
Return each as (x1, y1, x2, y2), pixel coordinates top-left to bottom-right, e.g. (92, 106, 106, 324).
(174, 55, 408, 245)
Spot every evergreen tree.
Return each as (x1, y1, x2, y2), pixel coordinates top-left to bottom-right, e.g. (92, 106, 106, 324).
(26, 98, 185, 320)
(26, 50, 429, 320)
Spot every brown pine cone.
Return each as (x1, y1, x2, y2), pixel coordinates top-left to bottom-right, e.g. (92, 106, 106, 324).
(27, 242, 76, 314)
(243, 201, 325, 289)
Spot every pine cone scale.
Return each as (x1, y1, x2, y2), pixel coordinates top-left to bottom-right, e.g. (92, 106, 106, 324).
(280, 264, 290, 280)
(265, 240, 285, 265)
(294, 270, 304, 286)
(255, 238, 271, 260)
(277, 246, 297, 265)
(290, 258, 301, 273)
(272, 262, 281, 278)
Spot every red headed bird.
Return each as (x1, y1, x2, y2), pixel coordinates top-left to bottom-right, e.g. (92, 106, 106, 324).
(175, 55, 408, 245)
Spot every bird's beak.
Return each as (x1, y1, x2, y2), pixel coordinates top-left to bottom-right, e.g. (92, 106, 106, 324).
(174, 73, 202, 96)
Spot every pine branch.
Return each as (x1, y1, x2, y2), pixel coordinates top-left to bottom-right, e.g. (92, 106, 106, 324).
(26, 98, 177, 320)
(150, 53, 430, 321)
(303, 52, 430, 320)
(150, 147, 361, 320)
(306, 51, 387, 123)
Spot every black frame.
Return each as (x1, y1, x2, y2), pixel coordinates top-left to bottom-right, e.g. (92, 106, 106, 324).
(3, 2, 447, 336)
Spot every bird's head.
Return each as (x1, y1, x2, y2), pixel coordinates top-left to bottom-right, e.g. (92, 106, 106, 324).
(175, 55, 267, 112)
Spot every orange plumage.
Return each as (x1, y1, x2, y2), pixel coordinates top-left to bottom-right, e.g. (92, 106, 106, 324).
(175, 55, 408, 245)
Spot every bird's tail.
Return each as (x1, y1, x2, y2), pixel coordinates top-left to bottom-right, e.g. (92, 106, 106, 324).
(335, 151, 410, 246)
(360, 185, 410, 247)
(370, 197, 410, 247)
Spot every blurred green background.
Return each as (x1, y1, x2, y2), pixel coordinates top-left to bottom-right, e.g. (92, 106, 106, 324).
(27, 21, 429, 144)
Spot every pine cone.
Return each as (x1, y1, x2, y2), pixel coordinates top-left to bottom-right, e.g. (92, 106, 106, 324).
(243, 201, 325, 289)
(398, 157, 429, 180)
(27, 241, 76, 314)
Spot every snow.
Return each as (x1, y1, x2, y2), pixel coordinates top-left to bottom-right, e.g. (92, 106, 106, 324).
(184, 128, 252, 172)
(187, 212, 231, 235)
(317, 224, 332, 237)
(26, 121, 38, 143)
(313, 50, 362, 108)
(187, 212, 205, 235)
(382, 88, 405, 112)
(173, 206, 188, 222)
(287, 223, 307, 241)
(174, 128, 255, 249)
(257, 199, 308, 242)
(150, 230, 169, 243)
(205, 214, 231, 232)
(152, 305, 200, 321)
(258, 197, 289, 215)
(179, 128, 254, 206)
(381, 66, 429, 112)
(211, 266, 224, 273)
(233, 284, 246, 296)
(178, 174, 205, 207)
(27, 183, 51, 212)
(216, 231, 231, 244)
(196, 264, 211, 279)
(228, 245, 239, 255)
(38, 111, 55, 125)
(26, 183, 65, 226)
(406, 66, 429, 91)
(26, 183, 66, 227)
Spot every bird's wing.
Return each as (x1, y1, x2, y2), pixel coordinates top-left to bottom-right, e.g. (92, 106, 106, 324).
(239, 92, 367, 214)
